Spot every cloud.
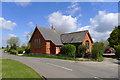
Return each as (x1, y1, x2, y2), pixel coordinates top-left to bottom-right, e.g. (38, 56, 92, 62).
(14, 0, 31, 7)
(48, 11, 77, 32)
(15, 2, 30, 7)
(0, 18, 17, 30)
(23, 32, 33, 41)
(76, 14, 82, 19)
(23, 32, 29, 37)
(77, 11, 119, 42)
(0, 33, 2, 47)
(77, 25, 112, 42)
(2, 34, 17, 47)
(27, 21, 34, 27)
(67, 2, 81, 16)
(8, 34, 17, 38)
(118, 13, 120, 25)
(90, 11, 118, 32)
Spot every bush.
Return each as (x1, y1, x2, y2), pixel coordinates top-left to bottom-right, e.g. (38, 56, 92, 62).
(10, 49, 18, 54)
(77, 45, 87, 58)
(18, 49, 24, 54)
(60, 44, 76, 57)
(5, 45, 9, 52)
(91, 48, 98, 60)
(114, 45, 120, 58)
(97, 56, 104, 62)
(2, 47, 4, 49)
(91, 42, 104, 60)
(12, 43, 17, 50)
(10, 44, 17, 50)
(24, 43, 30, 54)
(25, 48, 30, 54)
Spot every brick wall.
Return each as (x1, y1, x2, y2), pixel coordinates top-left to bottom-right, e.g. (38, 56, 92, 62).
(50, 41, 56, 54)
(30, 28, 46, 54)
(82, 32, 93, 53)
(56, 47, 61, 54)
(46, 41, 50, 54)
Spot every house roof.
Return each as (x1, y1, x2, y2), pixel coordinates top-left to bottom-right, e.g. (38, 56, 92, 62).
(37, 26, 64, 45)
(29, 25, 93, 46)
(61, 30, 88, 43)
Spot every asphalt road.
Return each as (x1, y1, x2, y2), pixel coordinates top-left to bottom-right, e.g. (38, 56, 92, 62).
(1, 50, 119, 79)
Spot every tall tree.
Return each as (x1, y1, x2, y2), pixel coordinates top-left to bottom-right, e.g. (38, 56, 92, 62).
(108, 26, 120, 47)
(7, 37, 20, 47)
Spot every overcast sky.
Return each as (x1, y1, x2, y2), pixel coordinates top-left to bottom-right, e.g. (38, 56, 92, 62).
(1, 2, 119, 46)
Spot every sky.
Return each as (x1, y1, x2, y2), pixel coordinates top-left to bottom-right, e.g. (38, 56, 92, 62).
(0, 2, 119, 47)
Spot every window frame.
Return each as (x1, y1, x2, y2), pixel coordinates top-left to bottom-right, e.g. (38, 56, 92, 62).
(85, 40, 89, 49)
(34, 38, 40, 48)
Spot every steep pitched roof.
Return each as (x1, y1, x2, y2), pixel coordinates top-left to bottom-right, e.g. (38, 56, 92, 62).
(61, 30, 88, 43)
(37, 26, 64, 45)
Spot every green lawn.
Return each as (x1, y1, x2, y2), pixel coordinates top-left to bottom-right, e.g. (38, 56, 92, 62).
(22, 55, 79, 61)
(2, 59, 42, 79)
(0, 59, 2, 79)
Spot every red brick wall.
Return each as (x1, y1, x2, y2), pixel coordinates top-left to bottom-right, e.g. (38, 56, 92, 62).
(46, 41, 60, 55)
(46, 41, 50, 54)
(50, 41, 56, 54)
(82, 32, 93, 53)
(30, 27, 46, 54)
(56, 47, 61, 54)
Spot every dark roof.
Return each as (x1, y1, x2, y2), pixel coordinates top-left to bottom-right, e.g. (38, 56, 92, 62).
(29, 26, 92, 46)
(37, 26, 64, 45)
(61, 30, 88, 43)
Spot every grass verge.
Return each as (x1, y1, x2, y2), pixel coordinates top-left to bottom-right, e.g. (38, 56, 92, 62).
(22, 55, 79, 61)
(0, 59, 2, 79)
(2, 59, 42, 79)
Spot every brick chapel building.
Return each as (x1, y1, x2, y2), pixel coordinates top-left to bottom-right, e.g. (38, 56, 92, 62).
(29, 25, 93, 55)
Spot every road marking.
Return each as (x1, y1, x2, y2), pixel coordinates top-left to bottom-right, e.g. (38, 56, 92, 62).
(94, 77, 103, 80)
(46, 63, 72, 71)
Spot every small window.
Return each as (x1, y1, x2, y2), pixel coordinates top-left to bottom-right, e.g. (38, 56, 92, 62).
(86, 41, 89, 49)
(34, 38, 40, 48)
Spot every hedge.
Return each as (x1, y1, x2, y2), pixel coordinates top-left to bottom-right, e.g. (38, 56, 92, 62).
(60, 44, 76, 57)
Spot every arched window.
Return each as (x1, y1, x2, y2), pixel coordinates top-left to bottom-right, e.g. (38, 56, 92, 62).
(86, 41, 89, 49)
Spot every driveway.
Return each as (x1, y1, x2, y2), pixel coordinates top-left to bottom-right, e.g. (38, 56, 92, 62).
(1, 50, 119, 79)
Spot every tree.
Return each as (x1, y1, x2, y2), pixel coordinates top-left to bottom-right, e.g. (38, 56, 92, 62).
(21, 43, 26, 49)
(12, 43, 17, 50)
(2, 47, 4, 49)
(114, 45, 120, 58)
(78, 45, 87, 58)
(6, 45, 9, 49)
(60, 44, 76, 57)
(108, 26, 120, 47)
(91, 42, 104, 60)
(6, 45, 9, 51)
(25, 43, 30, 54)
(7, 37, 20, 47)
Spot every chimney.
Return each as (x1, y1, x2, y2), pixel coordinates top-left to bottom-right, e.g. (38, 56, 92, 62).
(51, 25, 54, 29)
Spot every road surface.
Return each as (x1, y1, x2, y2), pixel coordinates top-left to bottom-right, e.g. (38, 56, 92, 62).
(1, 50, 119, 79)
